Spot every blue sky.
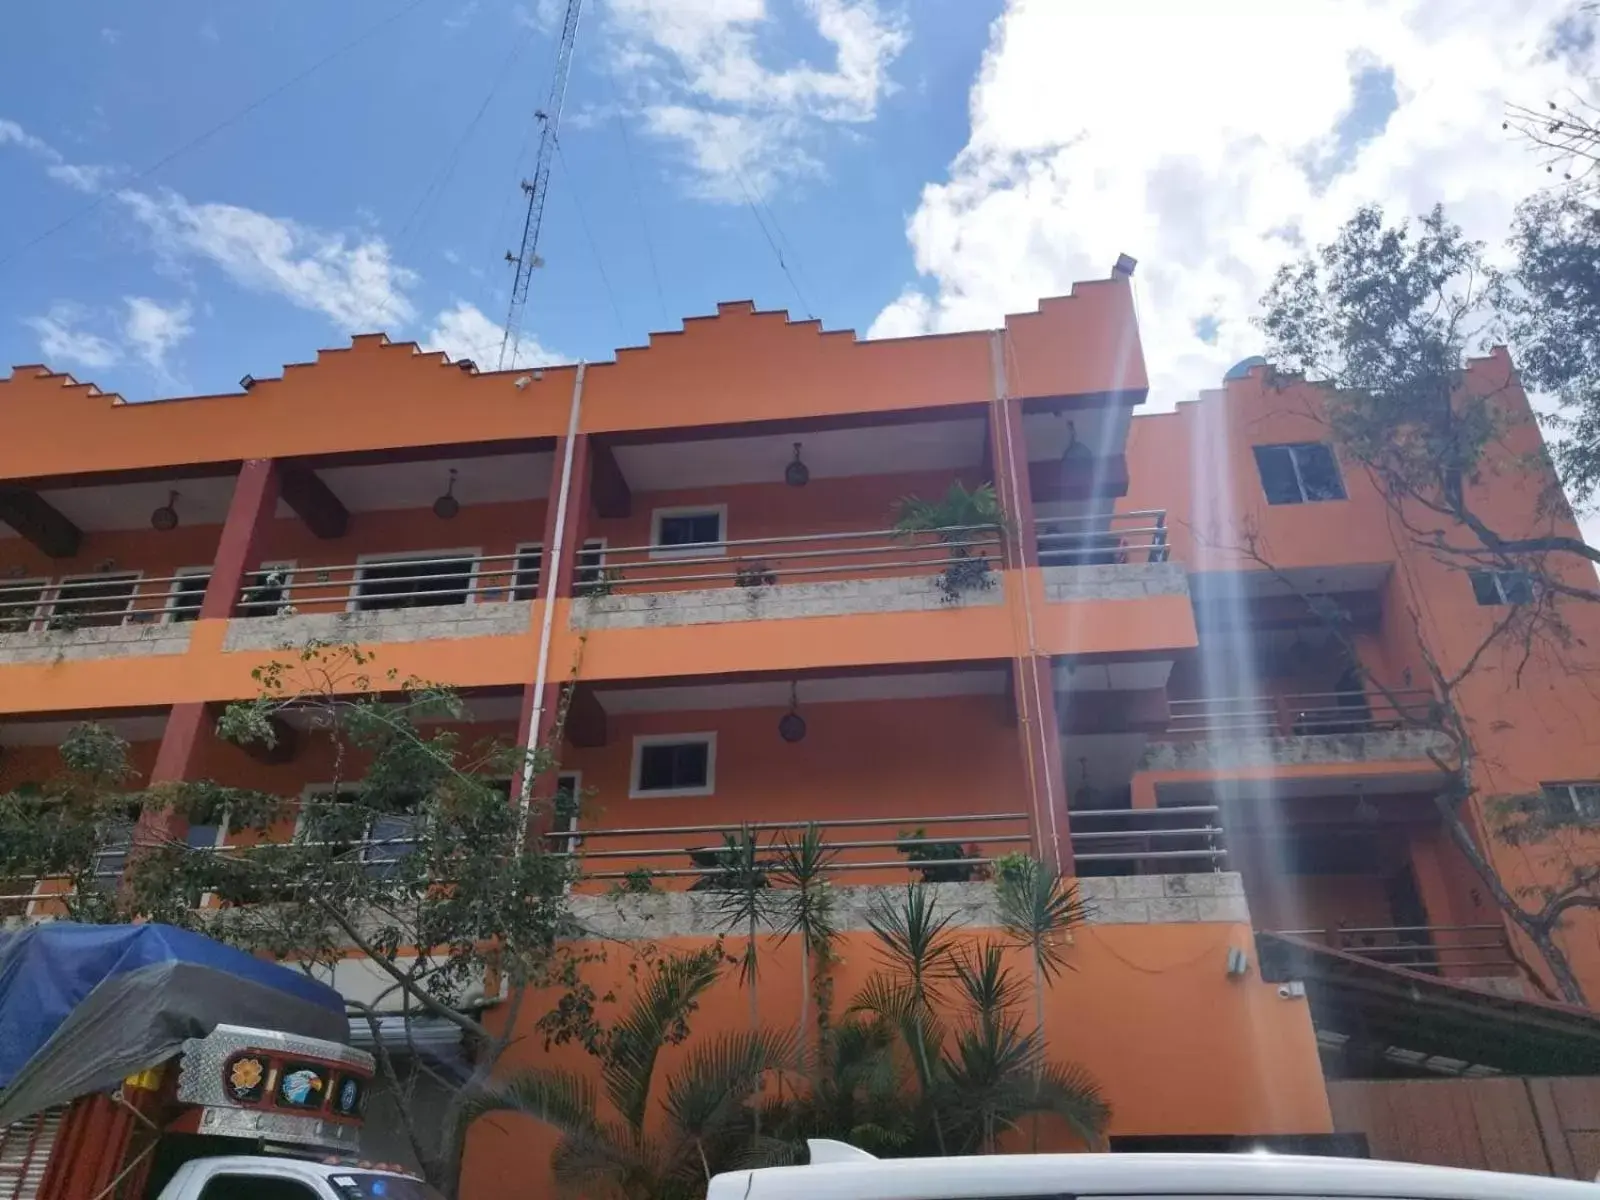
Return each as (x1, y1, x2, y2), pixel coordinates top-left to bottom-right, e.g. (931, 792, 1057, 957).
(1, 0, 1594, 408)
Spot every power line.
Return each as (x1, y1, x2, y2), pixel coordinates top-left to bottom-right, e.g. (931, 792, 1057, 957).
(394, 23, 539, 262)
(0, 0, 436, 272)
(554, 136, 629, 346)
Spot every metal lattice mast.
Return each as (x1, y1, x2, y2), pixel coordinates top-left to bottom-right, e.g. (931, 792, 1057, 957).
(498, 0, 583, 370)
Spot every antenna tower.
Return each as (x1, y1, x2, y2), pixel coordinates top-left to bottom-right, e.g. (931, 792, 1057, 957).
(499, 0, 584, 370)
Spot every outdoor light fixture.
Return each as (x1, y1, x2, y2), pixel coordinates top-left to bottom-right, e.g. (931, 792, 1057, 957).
(785, 441, 810, 488)
(239, 374, 256, 391)
(150, 491, 180, 533)
(777, 681, 807, 742)
(432, 469, 461, 520)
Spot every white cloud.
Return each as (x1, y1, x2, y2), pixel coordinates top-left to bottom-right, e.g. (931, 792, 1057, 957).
(0, 118, 112, 194)
(100, 27, 120, 44)
(443, 1, 479, 29)
(122, 297, 194, 374)
(603, 0, 907, 199)
(868, 0, 1600, 412)
(424, 301, 563, 368)
(24, 304, 120, 371)
(119, 188, 417, 331)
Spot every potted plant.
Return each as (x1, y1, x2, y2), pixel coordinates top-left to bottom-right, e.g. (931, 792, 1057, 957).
(892, 481, 1006, 602)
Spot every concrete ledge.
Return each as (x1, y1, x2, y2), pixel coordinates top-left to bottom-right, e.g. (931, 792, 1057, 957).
(572, 574, 1002, 631)
(0, 621, 192, 664)
(567, 872, 1250, 940)
(1140, 728, 1452, 772)
(224, 601, 533, 652)
(1042, 562, 1189, 602)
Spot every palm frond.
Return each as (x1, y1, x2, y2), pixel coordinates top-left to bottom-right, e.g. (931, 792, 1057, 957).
(846, 971, 918, 1024)
(995, 857, 1089, 985)
(461, 1068, 603, 1141)
(603, 947, 723, 1133)
(770, 823, 838, 943)
(661, 1027, 797, 1140)
(864, 883, 956, 995)
(547, 1121, 648, 1198)
(1034, 1060, 1113, 1146)
(950, 940, 1025, 1020)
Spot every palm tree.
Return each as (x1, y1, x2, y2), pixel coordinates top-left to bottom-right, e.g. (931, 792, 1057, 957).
(892, 482, 1006, 600)
(994, 856, 1092, 1147)
(770, 823, 838, 1061)
(464, 948, 795, 1200)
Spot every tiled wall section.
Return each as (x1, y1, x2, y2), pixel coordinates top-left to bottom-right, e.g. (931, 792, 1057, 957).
(568, 872, 1251, 940)
(571, 574, 1002, 630)
(1140, 729, 1453, 772)
(0, 622, 192, 664)
(223, 601, 534, 652)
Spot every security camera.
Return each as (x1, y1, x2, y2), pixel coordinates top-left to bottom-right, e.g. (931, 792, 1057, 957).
(1277, 984, 1293, 999)
(513, 375, 532, 391)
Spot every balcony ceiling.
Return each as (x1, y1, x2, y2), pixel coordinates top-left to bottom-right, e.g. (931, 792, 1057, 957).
(595, 667, 1007, 714)
(1021, 407, 1130, 461)
(0, 452, 554, 539)
(0, 713, 168, 746)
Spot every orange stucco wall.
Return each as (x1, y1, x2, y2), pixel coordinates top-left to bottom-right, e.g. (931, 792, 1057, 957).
(460, 925, 1328, 1196)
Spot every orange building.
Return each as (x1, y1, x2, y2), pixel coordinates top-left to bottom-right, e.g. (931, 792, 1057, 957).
(5, 266, 1600, 1182)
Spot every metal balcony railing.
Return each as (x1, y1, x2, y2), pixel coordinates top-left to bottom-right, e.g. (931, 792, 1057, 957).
(1274, 924, 1516, 972)
(1036, 510, 1169, 567)
(541, 811, 1030, 889)
(0, 572, 224, 633)
(584, 525, 1004, 596)
(1164, 688, 1439, 739)
(1069, 804, 1228, 874)
(228, 553, 541, 617)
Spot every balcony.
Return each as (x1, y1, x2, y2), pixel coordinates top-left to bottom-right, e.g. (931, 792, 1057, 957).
(1143, 688, 1449, 773)
(0, 571, 201, 664)
(1036, 510, 1183, 602)
(569, 524, 1005, 630)
(1272, 924, 1516, 976)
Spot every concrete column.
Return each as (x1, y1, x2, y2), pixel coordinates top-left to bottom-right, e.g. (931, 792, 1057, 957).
(539, 433, 593, 602)
(199, 458, 282, 621)
(1017, 656, 1073, 874)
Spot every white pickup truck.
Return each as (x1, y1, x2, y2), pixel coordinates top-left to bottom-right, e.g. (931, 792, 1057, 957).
(153, 1157, 441, 1200)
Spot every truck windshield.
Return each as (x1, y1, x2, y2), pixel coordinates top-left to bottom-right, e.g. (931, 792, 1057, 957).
(328, 1174, 443, 1200)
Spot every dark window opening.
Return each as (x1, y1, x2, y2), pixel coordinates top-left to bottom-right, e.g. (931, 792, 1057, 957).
(575, 539, 607, 589)
(170, 573, 211, 622)
(1469, 568, 1533, 606)
(197, 1175, 321, 1200)
(656, 510, 724, 550)
(239, 566, 292, 616)
(355, 557, 474, 611)
(51, 574, 139, 628)
(1253, 442, 1346, 504)
(0, 579, 47, 633)
(636, 740, 711, 794)
(512, 545, 543, 601)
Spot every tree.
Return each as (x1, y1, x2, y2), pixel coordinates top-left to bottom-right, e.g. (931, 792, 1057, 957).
(466, 945, 795, 1200)
(0, 641, 583, 1197)
(1258, 202, 1600, 1004)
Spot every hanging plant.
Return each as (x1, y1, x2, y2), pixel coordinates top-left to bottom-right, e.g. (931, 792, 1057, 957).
(892, 481, 1006, 603)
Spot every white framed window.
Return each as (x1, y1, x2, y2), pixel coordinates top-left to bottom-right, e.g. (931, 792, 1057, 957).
(554, 771, 582, 857)
(47, 571, 142, 629)
(649, 506, 727, 561)
(351, 549, 480, 612)
(512, 542, 543, 601)
(298, 787, 420, 878)
(166, 566, 213, 623)
(630, 733, 716, 798)
(1542, 781, 1600, 821)
(0, 577, 50, 634)
(238, 560, 296, 617)
(575, 537, 608, 594)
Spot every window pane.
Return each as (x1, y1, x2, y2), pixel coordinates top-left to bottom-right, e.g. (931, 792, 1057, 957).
(1291, 443, 1346, 501)
(512, 546, 542, 601)
(240, 567, 291, 616)
(364, 814, 418, 877)
(1569, 785, 1600, 819)
(658, 512, 722, 547)
(1468, 570, 1502, 606)
(637, 742, 709, 792)
(575, 540, 606, 586)
(52, 575, 139, 628)
(0, 580, 46, 633)
(357, 558, 474, 611)
(1499, 570, 1534, 605)
(197, 1176, 322, 1200)
(1253, 445, 1303, 504)
(170, 574, 210, 622)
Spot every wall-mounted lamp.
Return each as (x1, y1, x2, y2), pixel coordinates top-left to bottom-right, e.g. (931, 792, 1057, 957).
(1225, 946, 1251, 979)
(433, 469, 460, 520)
(150, 491, 180, 533)
(785, 441, 810, 488)
(239, 374, 256, 391)
(778, 681, 807, 743)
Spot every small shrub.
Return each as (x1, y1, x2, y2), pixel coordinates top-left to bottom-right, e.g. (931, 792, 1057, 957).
(735, 561, 778, 588)
(896, 827, 980, 883)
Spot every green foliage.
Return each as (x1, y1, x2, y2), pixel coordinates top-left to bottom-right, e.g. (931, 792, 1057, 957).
(892, 482, 1004, 603)
(607, 868, 658, 896)
(895, 828, 983, 883)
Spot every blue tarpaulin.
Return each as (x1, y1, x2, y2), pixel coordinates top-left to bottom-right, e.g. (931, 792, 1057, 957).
(0, 923, 349, 1123)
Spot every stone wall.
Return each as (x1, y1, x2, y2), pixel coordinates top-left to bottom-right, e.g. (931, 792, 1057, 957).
(1041, 562, 1189, 602)
(0, 620, 192, 665)
(572, 574, 1001, 631)
(223, 601, 533, 652)
(1139, 728, 1452, 772)
(567, 872, 1250, 940)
